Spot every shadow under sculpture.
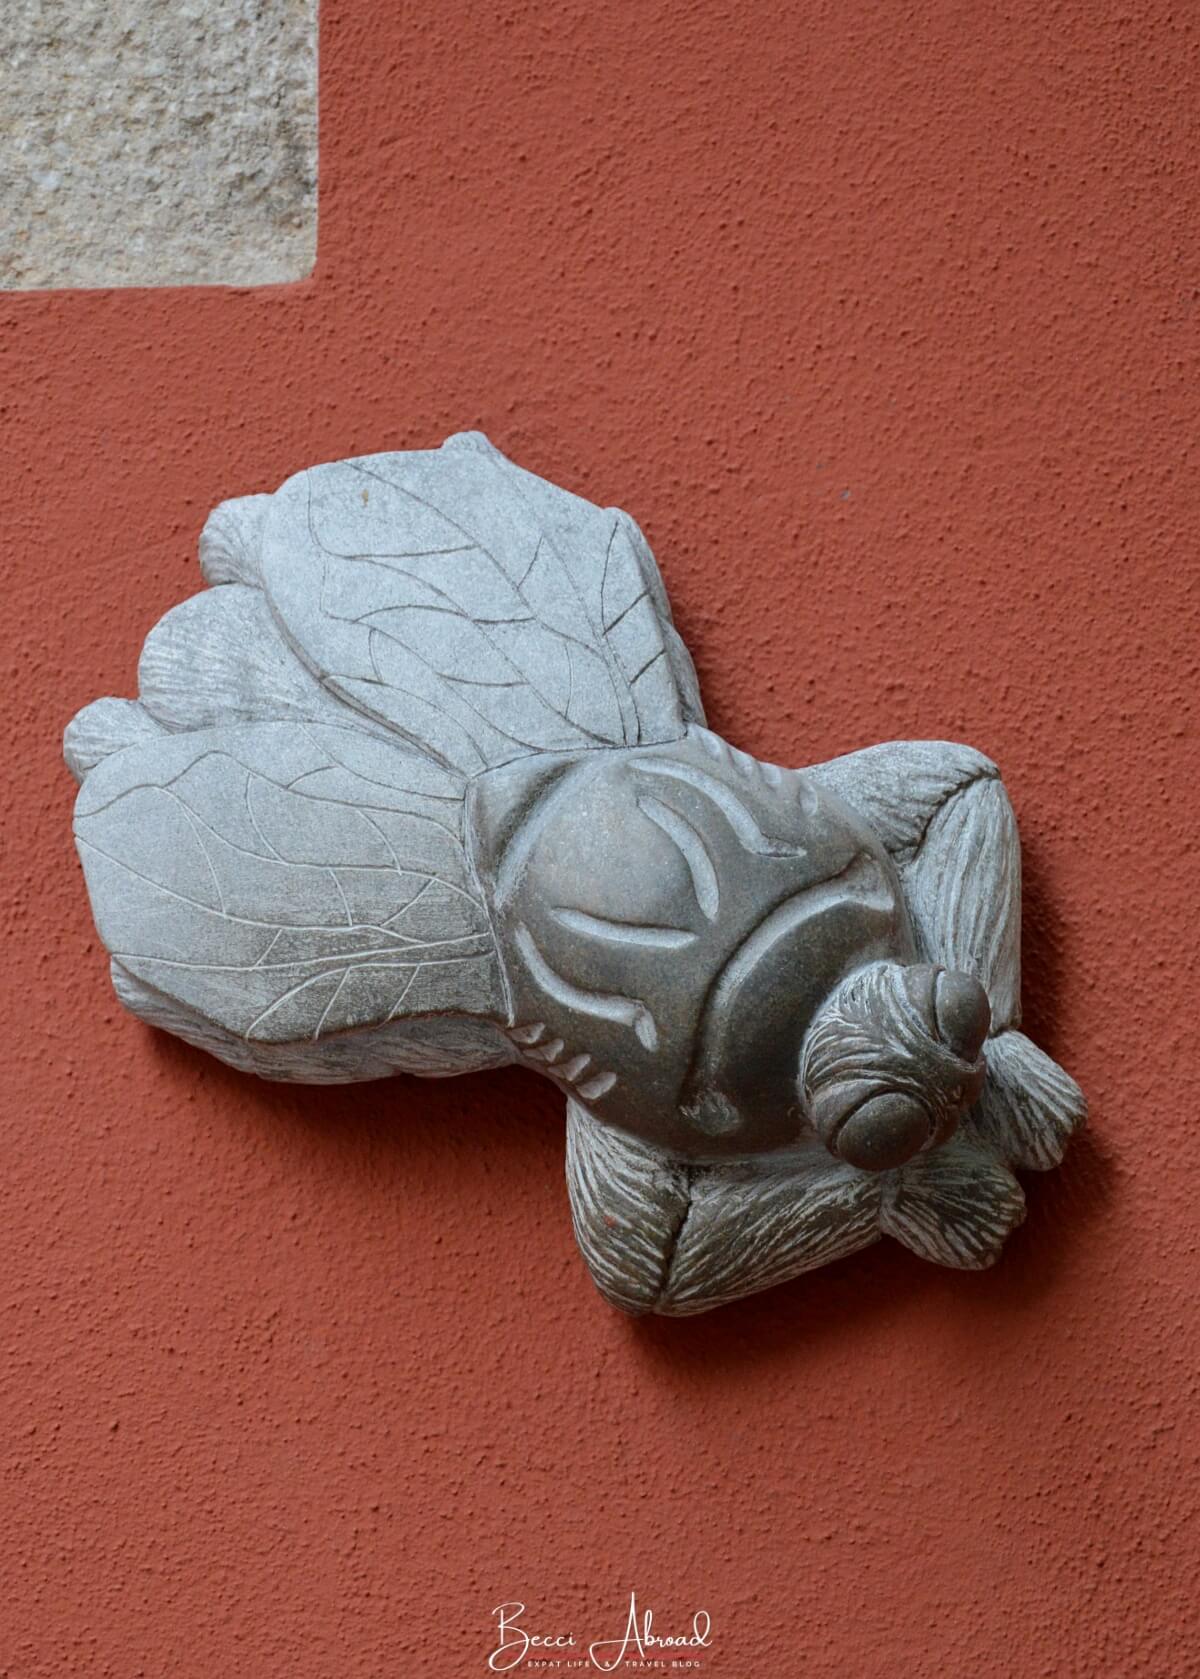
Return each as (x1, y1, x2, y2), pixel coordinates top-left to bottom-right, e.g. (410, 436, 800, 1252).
(65, 434, 1086, 1315)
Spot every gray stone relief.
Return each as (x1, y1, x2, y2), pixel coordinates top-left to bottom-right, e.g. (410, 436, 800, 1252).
(65, 434, 1086, 1313)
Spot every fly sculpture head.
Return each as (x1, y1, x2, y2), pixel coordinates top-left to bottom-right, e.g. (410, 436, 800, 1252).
(65, 433, 1085, 1315)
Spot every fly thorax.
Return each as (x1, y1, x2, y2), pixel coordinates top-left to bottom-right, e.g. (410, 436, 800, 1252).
(469, 727, 915, 1158)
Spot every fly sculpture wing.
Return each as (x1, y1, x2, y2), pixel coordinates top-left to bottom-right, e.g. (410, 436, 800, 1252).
(65, 433, 1086, 1315)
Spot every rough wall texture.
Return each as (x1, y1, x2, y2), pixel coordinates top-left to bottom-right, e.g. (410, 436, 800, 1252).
(1, 1, 1197, 1674)
(0, 0, 316, 288)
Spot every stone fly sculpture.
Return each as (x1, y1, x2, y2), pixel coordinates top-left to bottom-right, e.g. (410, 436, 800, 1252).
(65, 434, 1085, 1314)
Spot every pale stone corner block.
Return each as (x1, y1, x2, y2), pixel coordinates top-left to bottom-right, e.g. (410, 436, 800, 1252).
(1, 0, 318, 290)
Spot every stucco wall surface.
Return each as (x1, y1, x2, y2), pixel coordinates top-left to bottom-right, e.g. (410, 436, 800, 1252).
(2, 2, 1197, 1674)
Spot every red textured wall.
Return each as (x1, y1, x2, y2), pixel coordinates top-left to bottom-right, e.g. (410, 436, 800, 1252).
(4, 2, 1197, 1673)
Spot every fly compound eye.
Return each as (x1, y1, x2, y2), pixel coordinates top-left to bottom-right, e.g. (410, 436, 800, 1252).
(833, 1092, 929, 1172)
